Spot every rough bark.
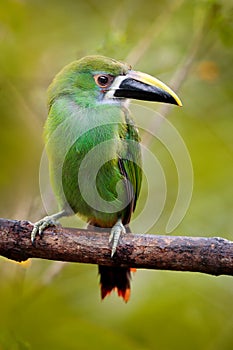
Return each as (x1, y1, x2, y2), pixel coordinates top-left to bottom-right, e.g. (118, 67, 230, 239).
(0, 218, 232, 277)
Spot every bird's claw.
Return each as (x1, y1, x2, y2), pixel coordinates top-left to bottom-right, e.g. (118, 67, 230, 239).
(31, 216, 58, 243)
(109, 219, 126, 257)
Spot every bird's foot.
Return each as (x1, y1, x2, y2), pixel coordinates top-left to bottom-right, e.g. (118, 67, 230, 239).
(109, 219, 126, 257)
(31, 210, 68, 243)
(31, 216, 59, 243)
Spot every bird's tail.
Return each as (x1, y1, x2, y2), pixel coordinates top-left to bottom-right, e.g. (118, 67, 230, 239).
(87, 222, 135, 302)
(98, 265, 133, 302)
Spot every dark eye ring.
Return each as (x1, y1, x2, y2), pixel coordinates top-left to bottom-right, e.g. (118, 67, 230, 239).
(94, 74, 113, 88)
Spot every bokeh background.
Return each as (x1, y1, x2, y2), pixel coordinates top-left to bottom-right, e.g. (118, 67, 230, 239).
(0, 0, 233, 349)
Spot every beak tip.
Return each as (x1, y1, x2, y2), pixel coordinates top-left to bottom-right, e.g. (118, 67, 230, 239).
(167, 95, 183, 107)
(171, 94, 182, 107)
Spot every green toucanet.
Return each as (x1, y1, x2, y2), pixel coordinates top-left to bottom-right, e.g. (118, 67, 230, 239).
(32, 55, 182, 302)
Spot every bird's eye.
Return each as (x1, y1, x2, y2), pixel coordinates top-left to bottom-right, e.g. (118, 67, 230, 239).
(94, 74, 114, 89)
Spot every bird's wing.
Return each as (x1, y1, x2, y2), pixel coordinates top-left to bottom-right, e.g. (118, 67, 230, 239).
(119, 112, 142, 225)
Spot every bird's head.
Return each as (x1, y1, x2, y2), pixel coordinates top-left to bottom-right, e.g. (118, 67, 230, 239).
(48, 55, 182, 108)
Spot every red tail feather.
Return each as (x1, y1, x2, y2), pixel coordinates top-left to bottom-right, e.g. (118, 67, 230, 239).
(98, 265, 134, 302)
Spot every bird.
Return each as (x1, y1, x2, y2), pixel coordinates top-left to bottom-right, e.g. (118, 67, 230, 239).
(32, 55, 182, 302)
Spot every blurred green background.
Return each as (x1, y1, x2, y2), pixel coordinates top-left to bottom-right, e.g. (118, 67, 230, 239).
(0, 0, 233, 349)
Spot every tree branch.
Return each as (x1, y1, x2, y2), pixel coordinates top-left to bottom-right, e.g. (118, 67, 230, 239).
(0, 218, 232, 277)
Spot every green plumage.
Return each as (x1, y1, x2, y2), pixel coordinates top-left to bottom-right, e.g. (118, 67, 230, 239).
(32, 55, 181, 301)
(45, 56, 142, 228)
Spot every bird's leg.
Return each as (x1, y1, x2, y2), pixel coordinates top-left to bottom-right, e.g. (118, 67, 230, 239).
(109, 218, 126, 257)
(31, 210, 69, 243)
